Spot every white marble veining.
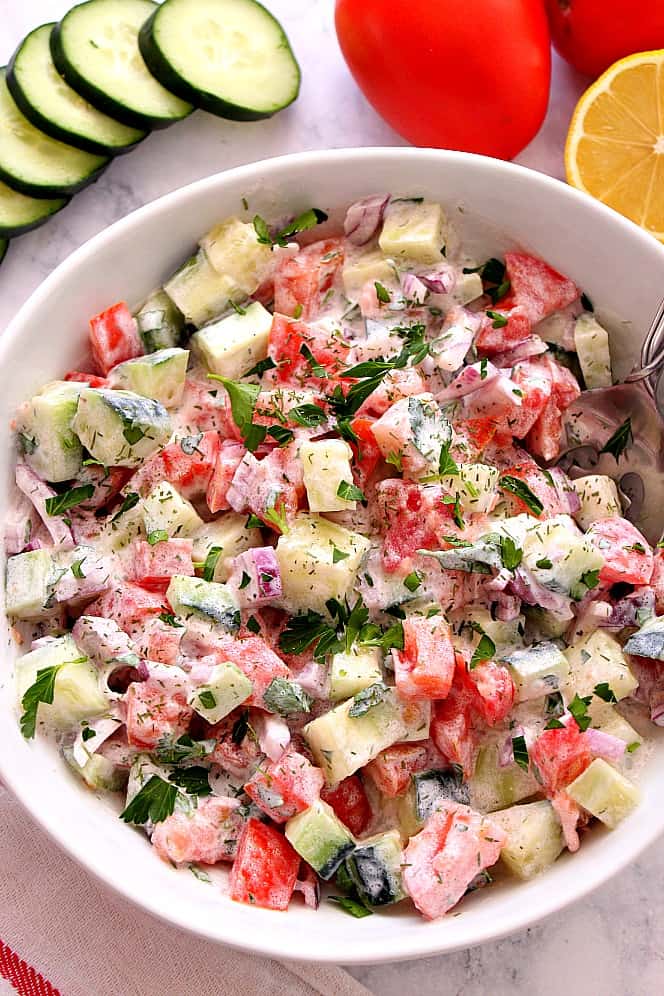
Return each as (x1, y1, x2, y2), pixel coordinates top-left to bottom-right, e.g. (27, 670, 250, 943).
(2, 2, 663, 992)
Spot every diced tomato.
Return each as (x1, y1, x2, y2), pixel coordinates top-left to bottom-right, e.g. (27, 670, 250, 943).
(130, 431, 220, 501)
(364, 742, 429, 798)
(550, 790, 581, 853)
(230, 817, 300, 911)
(128, 538, 194, 589)
(152, 797, 244, 865)
(89, 302, 143, 375)
(530, 723, 592, 794)
(86, 583, 166, 632)
(267, 313, 350, 387)
(503, 252, 580, 326)
(650, 550, 664, 614)
(64, 370, 108, 388)
(375, 479, 453, 571)
(503, 358, 553, 439)
(475, 305, 532, 355)
(450, 417, 497, 462)
(499, 461, 568, 519)
(206, 439, 246, 513)
(430, 656, 480, 777)
(293, 862, 321, 908)
(465, 660, 515, 726)
(348, 416, 382, 489)
(321, 775, 371, 836)
(394, 616, 455, 700)
(358, 366, 426, 417)
(586, 517, 654, 586)
(125, 673, 192, 748)
(548, 357, 581, 411)
(244, 748, 324, 822)
(402, 802, 506, 919)
(70, 464, 130, 510)
(209, 634, 290, 708)
(273, 238, 344, 321)
(525, 395, 563, 462)
(228, 443, 304, 528)
(175, 378, 233, 435)
(208, 710, 263, 778)
(130, 616, 183, 666)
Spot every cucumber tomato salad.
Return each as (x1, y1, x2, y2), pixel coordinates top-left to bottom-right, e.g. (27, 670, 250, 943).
(7, 195, 662, 920)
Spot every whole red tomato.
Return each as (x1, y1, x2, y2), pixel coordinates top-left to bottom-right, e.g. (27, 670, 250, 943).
(546, 0, 664, 78)
(334, 0, 551, 160)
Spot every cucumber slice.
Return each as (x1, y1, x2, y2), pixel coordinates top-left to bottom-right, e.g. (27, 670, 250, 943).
(72, 388, 171, 467)
(108, 347, 189, 408)
(6, 549, 58, 619)
(139, 0, 300, 121)
(346, 829, 406, 906)
(398, 768, 470, 838)
(491, 801, 565, 880)
(15, 380, 83, 483)
(50, 0, 192, 130)
(191, 301, 273, 381)
(191, 514, 261, 582)
(16, 635, 108, 732)
(503, 641, 570, 702)
(0, 69, 107, 198)
(285, 800, 355, 880)
(143, 481, 203, 537)
(329, 647, 383, 702)
(0, 178, 66, 238)
(566, 758, 640, 829)
(188, 661, 252, 723)
(136, 289, 185, 352)
(8, 24, 146, 156)
(164, 249, 243, 328)
(64, 746, 126, 791)
(166, 574, 240, 631)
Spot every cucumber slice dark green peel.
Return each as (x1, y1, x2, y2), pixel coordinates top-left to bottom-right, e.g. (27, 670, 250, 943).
(0, 178, 67, 239)
(0, 68, 108, 199)
(138, 0, 301, 122)
(50, 0, 193, 132)
(0, 240, 8, 266)
(7, 24, 147, 158)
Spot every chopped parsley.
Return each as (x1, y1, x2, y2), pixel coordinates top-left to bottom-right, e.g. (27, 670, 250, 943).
(568, 692, 593, 732)
(374, 281, 391, 304)
(263, 677, 313, 716)
(404, 570, 423, 592)
(594, 682, 618, 703)
(289, 403, 328, 427)
(337, 480, 366, 502)
(202, 546, 223, 582)
(158, 612, 184, 628)
(499, 475, 544, 516)
(44, 484, 94, 517)
(599, 417, 632, 462)
(469, 632, 496, 670)
(348, 681, 389, 718)
(328, 896, 373, 918)
(500, 535, 522, 571)
(20, 660, 86, 739)
(147, 529, 169, 545)
(198, 689, 217, 710)
(71, 558, 86, 579)
(511, 735, 529, 772)
(580, 569, 600, 590)
(120, 775, 179, 824)
(155, 734, 215, 765)
(111, 492, 140, 522)
(486, 310, 508, 329)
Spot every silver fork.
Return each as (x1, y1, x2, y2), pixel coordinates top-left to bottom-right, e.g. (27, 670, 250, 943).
(557, 296, 664, 544)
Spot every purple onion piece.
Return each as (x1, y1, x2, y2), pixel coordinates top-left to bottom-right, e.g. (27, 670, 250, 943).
(584, 728, 627, 762)
(651, 702, 664, 726)
(343, 193, 390, 246)
(15, 462, 74, 548)
(418, 265, 457, 295)
(547, 466, 581, 516)
(254, 713, 291, 761)
(509, 567, 574, 617)
(252, 546, 283, 600)
(401, 272, 428, 304)
(492, 335, 549, 368)
(436, 361, 500, 401)
(600, 588, 655, 629)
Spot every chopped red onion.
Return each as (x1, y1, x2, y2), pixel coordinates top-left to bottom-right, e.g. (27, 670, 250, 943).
(462, 372, 523, 419)
(72, 716, 122, 767)
(343, 194, 390, 246)
(584, 728, 627, 762)
(226, 452, 260, 513)
(551, 791, 581, 852)
(436, 361, 500, 401)
(73, 616, 137, 667)
(510, 567, 574, 617)
(651, 702, 664, 726)
(601, 589, 655, 629)
(547, 466, 581, 516)
(135, 660, 150, 682)
(294, 865, 321, 909)
(229, 546, 282, 604)
(253, 712, 291, 761)
(431, 309, 480, 373)
(188, 655, 217, 685)
(290, 656, 330, 699)
(492, 335, 549, 368)
(15, 462, 74, 548)
(401, 273, 428, 304)
(567, 599, 612, 644)
(418, 265, 457, 295)
(494, 593, 522, 622)
(498, 728, 521, 768)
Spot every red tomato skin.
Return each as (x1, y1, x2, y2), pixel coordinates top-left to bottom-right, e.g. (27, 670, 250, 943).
(587, 517, 654, 586)
(364, 743, 429, 797)
(244, 749, 325, 823)
(272, 239, 345, 321)
(64, 370, 108, 388)
(335, 0, 551, 159)
(89, 302, 143, 375)
(127, 538, 194, 590)
(394, 616, 456, 700)
(230, 818, 300, 911)
(545, 0, 664, 79)
(321, 776, 372, 836)
(530, 723, 592, 794)
(349, 416, 382, 489)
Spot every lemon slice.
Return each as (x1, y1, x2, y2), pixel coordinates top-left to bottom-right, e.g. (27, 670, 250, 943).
(565, 50, 664, 242)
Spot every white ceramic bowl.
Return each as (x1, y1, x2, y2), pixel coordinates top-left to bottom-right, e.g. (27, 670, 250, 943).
(2, 149, 664, 965)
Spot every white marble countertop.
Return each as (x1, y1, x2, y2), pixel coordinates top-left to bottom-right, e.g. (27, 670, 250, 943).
(2, 2, 663, 993)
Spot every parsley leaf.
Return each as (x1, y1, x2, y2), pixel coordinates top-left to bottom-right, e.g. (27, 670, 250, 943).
(299, 343, 327, 378)
(568, 692, 593, 732)
(348, 681, 389, 718)
(44, 484, 94, 517)
(244, 356, 277, 378)
(246, 615, 261, 634)
(154, 734, 215, 765)
(264, 497, 289, 534)
(512, 735, 529, 772)
(404, 570, 423, 592)
(289, 403, 328, 427)
(112, 492, 140, 523)
(267, 425, 294, 446)
(469, 626, 496, 670)
(278, 208, 328, 241)
(594, 682, 618, 703)
(147, 529, 169, 545)
(332, 545, 350, 563)
(238, 571, 251, 590)
(208, 375, 262, 450)
(499, 475, 544, 516)
(202, 546, 222, 582)
(357, 621, 404, 653)
(253, 214, 273, 245)
(120, 775, 179, 825)
(442, 493, 464, 529)
(486, 310, 508, 329)
(374, 281, 391, 304)
(536, 557, 553, 570)
(580, 569, 600, 590)
(337, 480, 366, 502)
(71, 558, 86, 579)
(20, 664, 65, 738)
(168, 765, 212, 796)
(263, 677, 313, 715)
(500, 535, 522, 571)
(158, 612, 184, 627)
(197, 689, 217, 710)
(328, 896, 373, 918)
(599, 417, 632, 462)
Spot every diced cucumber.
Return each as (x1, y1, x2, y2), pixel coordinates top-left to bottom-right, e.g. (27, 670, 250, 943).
(522, 514, 604, 600)
(16, 634, 108, 732)
(200, 216, 273, 292)
(136, 289, 185, 352)
(0, 178, 65, 239)
(164, 249, 243, 328)
(504, 641, 570, 702)
(0, 69, 107, 198)
(7, 23, 146, 156)
(285, 799, 355, 879)
(623, 616, 664, 662)
(304, 688, 430, 784)
(64, 746, 126, 791)
(346, 829, 406, 906)
(523, 606, 570, 642)
(450, 606, 524, 656)
(100, 497, 145, 551)
(51, 0, 193, 130)
(15, 380, 83, 482)
(6, 549, 57, 619)
(574, 314, 612, 389)
(108, 348, 188, 408)
(73, 388, 171, 468)
(438, 463, 500, 515)
(566, 758, 640, 829)
(191, 301, 272, 380)
(342, 248, 396, 298)
(188, 661, 252, 723)
(300, 439, 356, 513)
(491, 801, 564, 879)
(534, 309, 573, 348)
(379, 200, 446, 264)
(329, 647, 383, 701)
(453, 271, 483, 305)
(166, 574, 240, 631)
(191, 514, 261, 582)
(589, 701, 642, 750)
(143, 481, 203, 537)
(139, 0, 300, 121)
(276, 514, 371, 615)
(565, 630, 637, 700)
(398, 768, 469, 838)
(468, 744, 539, 814)
(573, 475, 621, 531)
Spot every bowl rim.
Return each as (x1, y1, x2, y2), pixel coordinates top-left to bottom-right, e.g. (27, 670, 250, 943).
(2, 146, 664, 964)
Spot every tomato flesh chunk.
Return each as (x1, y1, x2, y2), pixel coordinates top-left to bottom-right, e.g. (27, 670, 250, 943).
(230, 817, 300, 910)
(394, 615, 455, 700)
(89, 302, 143, 375)
(321, 775, 372, 836)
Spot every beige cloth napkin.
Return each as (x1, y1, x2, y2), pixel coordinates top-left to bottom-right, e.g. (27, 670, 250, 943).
(0, 787, 370, 996)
